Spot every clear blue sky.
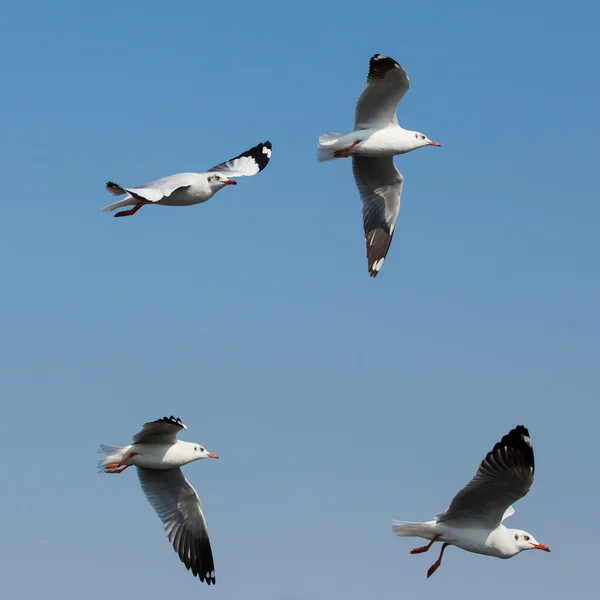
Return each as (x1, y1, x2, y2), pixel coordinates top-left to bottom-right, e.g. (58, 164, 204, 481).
(0, 0, 598, 598)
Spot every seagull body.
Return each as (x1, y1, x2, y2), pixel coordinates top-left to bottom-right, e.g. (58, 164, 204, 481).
(392, 426, 550, 578)
(103, 141, 272, 217)
(317, 54, 440, 277)
(98, 416, 219, 585)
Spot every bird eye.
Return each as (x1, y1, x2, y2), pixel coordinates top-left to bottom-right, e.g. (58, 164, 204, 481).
(421, 134, 426, 140)
(200, 447, 205, 452)
(524, 535, 530, 541)
(214, 175, 220, 180)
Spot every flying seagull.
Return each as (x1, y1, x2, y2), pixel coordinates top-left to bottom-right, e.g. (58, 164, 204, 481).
(98, 416, 219, 584)
(103, 141, 272, 217)
(392, 425, 550, 578)
(317, 54, 440, 277)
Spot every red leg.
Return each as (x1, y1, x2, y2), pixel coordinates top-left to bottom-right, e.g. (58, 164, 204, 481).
(410, 535, 440, 554)
(334, 139, 362, 158)
(427, 543, 450, 578)
(103, 451, 137, 473)
(105, 465, 131, 474)
(114, 202, 145, 218)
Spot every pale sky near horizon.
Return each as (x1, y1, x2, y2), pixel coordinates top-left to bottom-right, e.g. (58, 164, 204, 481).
(1, 1, 599, 598)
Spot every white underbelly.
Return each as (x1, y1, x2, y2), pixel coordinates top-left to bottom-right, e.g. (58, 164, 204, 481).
(129, 443, 186, 469)
(157, 187, 211, 207)
(352, 128, 411, 157)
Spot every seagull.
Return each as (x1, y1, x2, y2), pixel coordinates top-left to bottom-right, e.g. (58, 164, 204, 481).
(317, 54, 440, 277)
(102, 141, 272, 217)
(98, 416, 219, 584)
(392, 425, 550, 578)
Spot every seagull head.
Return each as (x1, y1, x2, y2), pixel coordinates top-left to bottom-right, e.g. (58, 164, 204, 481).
(511, 529, 550, 554)
(207, 173, 237, 190)
(412, 131, 441, 149)
(188, 442, 219, 462)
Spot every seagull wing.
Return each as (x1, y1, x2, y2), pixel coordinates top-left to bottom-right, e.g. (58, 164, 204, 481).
(352, 156, 403, 277)
(436, 426, 535, 527)
(137, 467, 215, 585)
(132, 416, 187, 445)
(354, 54, 410, 130)
(207, 141, 272, 178)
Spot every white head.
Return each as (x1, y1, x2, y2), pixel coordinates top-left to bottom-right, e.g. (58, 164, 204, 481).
(207, 173, 237, 191)
(183, 441, 219, 463)
(412, 131, 441, 149)
(509, 529, 550, 555)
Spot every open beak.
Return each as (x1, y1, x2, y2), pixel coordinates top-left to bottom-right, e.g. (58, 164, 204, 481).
(428, 141, 441, 147)
(533, 543, 550, 552)
(223, 180, 237, 186)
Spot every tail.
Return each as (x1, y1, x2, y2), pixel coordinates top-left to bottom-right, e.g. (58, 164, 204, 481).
(102, 199, 135, 212)
(97, 444, 127, 472)
(317, 132, 344, 162)
(392, 520, 437, 540)
(102, 181, 135, 212)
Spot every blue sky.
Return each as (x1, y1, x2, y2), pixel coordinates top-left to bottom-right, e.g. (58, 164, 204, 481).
(0, 0, 598, 597)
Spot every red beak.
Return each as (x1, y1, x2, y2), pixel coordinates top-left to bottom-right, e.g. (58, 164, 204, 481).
(428, 141, 441, 147)
(207, 453, 219, 459)
(533, 543, 550, 552)
(223, 180, 237, 186)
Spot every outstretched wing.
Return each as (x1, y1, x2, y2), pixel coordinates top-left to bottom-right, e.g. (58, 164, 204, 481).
(132, 416, 187, 445)
(137, 467, 215, 585)
(354, 54, 410, 130)
(436, 426, 535, 527)
(207, 141, 272, 178)
(352, 156, 403, 277)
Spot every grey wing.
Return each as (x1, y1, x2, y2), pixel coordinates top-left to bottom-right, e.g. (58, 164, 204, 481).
(105, 173, 195, 203)
(137, 467, 215, 585)
(352, 156, 403, 278)
(354, 54, 410, 130)
(436, 426, 535, 527)
(132, 416, 187, 445)
(207, 141, 272, 178)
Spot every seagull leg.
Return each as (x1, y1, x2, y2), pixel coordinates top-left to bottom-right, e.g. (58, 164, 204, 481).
(105, 465, 131, 474)
(334, 140, 362, 158)
(114, 202, 145, 218)
(103, 451, 137, 473)
(410, 535, 440, 554)
(427, 543, 450, 578)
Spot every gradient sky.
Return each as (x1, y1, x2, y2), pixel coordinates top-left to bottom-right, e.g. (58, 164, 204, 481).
(1, 1, 598, 598)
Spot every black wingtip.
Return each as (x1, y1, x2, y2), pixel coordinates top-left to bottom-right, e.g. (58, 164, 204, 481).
(367, 54, 401, 82)
(152, 415, 186, 428)
(245, 141, 273, 172)
(491, 425, 534, 470)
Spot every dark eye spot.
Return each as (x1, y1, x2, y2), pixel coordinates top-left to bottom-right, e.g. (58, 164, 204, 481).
(514, 534, 519, 541)
(524, 535, 530, 541)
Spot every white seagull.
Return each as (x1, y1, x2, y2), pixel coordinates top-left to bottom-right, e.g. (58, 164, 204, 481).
(103, 141, 272, 217)
(317, 54, 440, 277)
(98, 416, 219, 584)
(392, 425, 550, 578)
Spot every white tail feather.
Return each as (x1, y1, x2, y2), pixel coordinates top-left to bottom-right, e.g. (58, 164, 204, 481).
(97, 444, 127, 471)
(317, 132, 344, 162)
(102, 198, 135, 212)
(392, 520, 437, 540)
